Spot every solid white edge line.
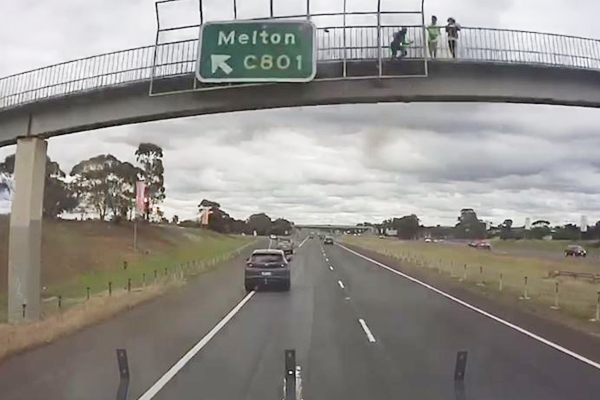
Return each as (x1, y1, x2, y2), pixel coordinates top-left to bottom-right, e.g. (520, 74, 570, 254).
(137, 291, 256, 400)
(338, 280, 345, 289)
(338, 244, 600, 371)
(359, 318, 377, 343)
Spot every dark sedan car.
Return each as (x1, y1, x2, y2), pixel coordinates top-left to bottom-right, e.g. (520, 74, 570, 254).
(565, 245, 587, 257)
(245, 249, 291, 292)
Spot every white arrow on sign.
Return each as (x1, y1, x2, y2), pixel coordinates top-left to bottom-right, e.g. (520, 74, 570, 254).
(211, 54, 233, 75)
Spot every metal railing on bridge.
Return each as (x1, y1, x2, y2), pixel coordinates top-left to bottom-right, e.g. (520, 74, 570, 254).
(2, 17, 600, 110)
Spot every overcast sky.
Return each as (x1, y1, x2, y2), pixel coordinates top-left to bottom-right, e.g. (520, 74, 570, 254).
(2, 0, 600, 226)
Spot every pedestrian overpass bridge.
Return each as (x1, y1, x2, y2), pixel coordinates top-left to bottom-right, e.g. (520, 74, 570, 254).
(2, 10, 600, 323)
(2, 24, 600, 146)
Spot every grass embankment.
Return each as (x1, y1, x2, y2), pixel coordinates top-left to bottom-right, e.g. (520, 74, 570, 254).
(0, 217, 254, 361)
(343, 236, 600, 334)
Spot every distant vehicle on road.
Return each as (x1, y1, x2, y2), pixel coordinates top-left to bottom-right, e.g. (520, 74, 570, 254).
(324, 236, 334, 245)
(425, 238, 432, 243)
(565, 245, 587, 257)
(270, 234, 277, 240)
(245, 249, 291, 291)
(275, 237, 295, 257)
(469, 241, 491, 250)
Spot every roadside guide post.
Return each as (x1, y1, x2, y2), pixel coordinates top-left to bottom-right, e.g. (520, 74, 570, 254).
(499, 273, 503, 291)
(551, 281, 560, 310)
(592, 292, 600, 322)
(196, 21, 317, 83)
(477, 266, 484, 286)
(520, 276, 531, 300)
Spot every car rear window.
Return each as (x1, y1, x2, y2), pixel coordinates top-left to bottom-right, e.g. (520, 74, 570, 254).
(251, 254, 285, 263)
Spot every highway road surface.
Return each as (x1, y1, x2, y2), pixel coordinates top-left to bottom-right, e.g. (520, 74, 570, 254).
(2, 236, 600, 399)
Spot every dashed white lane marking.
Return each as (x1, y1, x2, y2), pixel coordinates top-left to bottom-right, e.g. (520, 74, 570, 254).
(137, 291, 256, 399)
(358, 318, 377, 343)
(339, 244, 600, 371)
(325, 257, 329, 262)
(329, 266, 334, 271)
(338, 280, 345, 289)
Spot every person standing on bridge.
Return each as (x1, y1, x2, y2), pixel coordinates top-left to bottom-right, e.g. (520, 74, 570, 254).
(390, 27, 411, 60)
(446, 17, 461, 58)
(427, 16, 441, 58)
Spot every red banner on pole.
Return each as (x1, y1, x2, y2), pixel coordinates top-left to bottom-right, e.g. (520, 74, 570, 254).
(135, 181, 146, 217)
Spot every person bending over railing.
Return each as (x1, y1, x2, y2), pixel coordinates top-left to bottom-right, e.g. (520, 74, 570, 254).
(390, 27, 412, 61)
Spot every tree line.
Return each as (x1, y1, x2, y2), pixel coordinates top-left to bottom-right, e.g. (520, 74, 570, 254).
(178, 199, 293, 236)
(0, 143, 165, 221)
(374, 208, 487, 240)
(373, 208, 600, 241)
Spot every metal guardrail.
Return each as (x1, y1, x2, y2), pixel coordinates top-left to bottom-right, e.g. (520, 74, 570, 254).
(2, 22, 600, 110)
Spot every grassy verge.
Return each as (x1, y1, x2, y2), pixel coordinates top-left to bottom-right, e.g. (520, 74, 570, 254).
(0, 279, 182, 362)
(0, 236, 254, 363)
(492, 238, 600, 257)
(342, 236, 600, 336)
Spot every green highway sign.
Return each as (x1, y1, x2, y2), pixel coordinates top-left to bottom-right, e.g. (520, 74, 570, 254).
(196, 20, 317, 83)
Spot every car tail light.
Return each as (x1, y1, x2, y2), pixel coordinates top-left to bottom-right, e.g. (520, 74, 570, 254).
(246, 262, 254, 268)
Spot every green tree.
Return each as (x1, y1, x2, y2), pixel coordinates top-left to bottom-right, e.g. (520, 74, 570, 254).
(553, 224, 579, 240)
(135, 143, 165, 204)
(530, 220, 551, 239)
(392, 215, 420, 239)
(455, 208, 486, 239)
(272, 218, 293, 236)
(500, 218, 513, 240)
(247, 213, 272, 236)
(71, 154, 139, 221)
(1, 154, 78, 218)
(172, 215, 179, 224)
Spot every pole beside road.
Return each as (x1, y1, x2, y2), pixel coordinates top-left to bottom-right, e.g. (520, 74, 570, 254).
(551, 281, 560, 310)
(520, 276, 530, 300)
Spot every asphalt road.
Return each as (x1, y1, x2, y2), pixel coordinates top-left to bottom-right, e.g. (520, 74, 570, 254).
(2, 237, 600, 399)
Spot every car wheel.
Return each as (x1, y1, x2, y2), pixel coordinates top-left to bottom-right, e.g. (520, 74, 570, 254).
(282, 280, 291, 291)
(245, 282, 254, 292)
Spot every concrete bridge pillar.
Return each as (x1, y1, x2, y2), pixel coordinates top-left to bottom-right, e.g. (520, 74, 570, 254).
(8, 137, 47, 323)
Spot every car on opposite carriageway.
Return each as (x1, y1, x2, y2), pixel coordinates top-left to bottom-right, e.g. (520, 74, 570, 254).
(565, 245, 587, 257)
(245, 249, 291, 292)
